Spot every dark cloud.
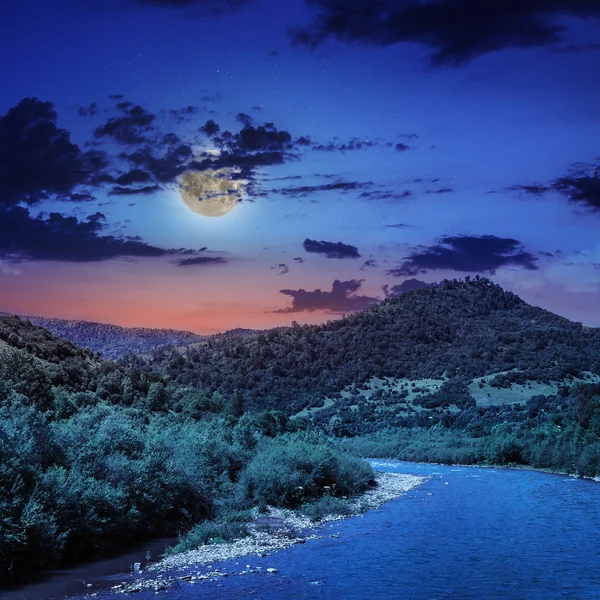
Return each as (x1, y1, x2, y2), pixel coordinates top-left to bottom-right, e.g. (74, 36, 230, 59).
(188, 121, 300, 196)
(311, 137, 377, 152)
(303, 238, 361, 259)
(68, 192, 97, 203)
(395, 143, 410, 152)
(168, 105, 200, 123)
(77, 102, 100, 117)
(271, 175, 303, 181)
(175, 256, 228, 267)
(123, 142, 193, 183)
(293, 257, 304, 263)
(233, 123, 292, 152)
(385, 223, 412, 228)
(236, 112, 254, 125)
(162, 133, 180, 145)
(553, 167, 600, 211)
(200, 119, 220, 136)
(94, 103, 156, 145)
(271, 263, 290, 275)
(0, 96, 207, 264)
(76, 98, 200, 192)
(413, 177, 440, 184)
(274, 180, 371, 197)
(361, 258, 378, 269)
(190, 149, 287, 174)
(382, 278, 430, 297)
(294, 0, 600, 66)
(389, 234, 539, 276)
(397, 177, 455, 196)
(512, 162, 600, 210)
(506, 183, 552, 196)
(359, 189, 412, 201)
(0, 205, 194, 263)
(0, 98, 110, 207)
(101, 101, 307, 198)
(108, 185, 161, 196)
(279, 279, 379, 313)
(427, 187, 454, 194)
(115, 169, 154, 186)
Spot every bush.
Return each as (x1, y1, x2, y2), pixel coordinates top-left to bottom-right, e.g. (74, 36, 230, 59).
(170, 520, 249, 552)
(300, 496, 352, 522)
(238, 431, 375, 508)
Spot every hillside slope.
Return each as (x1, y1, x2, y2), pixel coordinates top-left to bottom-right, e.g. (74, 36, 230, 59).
(0, 312, 204, 358)
(143, 277, 600, 415)
(0, 313, 171, 412)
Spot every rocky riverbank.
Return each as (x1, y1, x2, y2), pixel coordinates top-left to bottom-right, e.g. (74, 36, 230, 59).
(108, 472, 425, 595)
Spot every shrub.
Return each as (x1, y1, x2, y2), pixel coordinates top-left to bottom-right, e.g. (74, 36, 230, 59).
(170, 520, 249, 553)
(300, 496, 352, 522)
(238, 431, 375, 508)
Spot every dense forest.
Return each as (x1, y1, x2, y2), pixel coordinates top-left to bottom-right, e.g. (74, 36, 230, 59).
(0, 315, 373, 581)
(0, 312, 205, 358)
(1, 277, 600, 583)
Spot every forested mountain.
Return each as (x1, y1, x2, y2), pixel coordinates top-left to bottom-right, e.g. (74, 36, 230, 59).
(0, 312, 204, 358)
(141, 277, 600, 416)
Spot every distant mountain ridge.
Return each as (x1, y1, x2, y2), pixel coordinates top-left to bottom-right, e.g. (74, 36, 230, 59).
(0, 312, 204, 358)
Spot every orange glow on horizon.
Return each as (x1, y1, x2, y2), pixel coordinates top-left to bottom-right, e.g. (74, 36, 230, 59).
(0, 258, 350, 334)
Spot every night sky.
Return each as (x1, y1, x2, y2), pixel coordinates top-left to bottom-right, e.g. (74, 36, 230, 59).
(1, 0, 599, 333)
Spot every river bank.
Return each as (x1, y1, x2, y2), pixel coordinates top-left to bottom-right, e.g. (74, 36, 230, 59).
(108, 471, 425, 595)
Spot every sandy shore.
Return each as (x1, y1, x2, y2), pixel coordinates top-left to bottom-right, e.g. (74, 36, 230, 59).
(109, 472, 425, 595)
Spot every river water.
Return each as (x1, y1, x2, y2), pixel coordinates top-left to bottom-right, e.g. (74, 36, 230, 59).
(4, 461, 600, 600)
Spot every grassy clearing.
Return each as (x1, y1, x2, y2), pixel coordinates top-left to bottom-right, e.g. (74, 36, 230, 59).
(470, 371, 600, 407)
(469, 378, 557, 407)
(295, 372, 600, 421)
(294, 377, 448, 419)
(296, 397, 335, 418)
(347, 376, 447, 402)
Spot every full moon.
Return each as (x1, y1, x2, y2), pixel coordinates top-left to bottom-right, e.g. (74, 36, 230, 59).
(178, 167, 246, 217)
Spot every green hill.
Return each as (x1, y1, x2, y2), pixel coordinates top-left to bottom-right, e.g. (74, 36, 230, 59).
(144, 277, 600, 419)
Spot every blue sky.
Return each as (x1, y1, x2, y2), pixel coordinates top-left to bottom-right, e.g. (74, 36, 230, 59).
(1, 0, 599, 332)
